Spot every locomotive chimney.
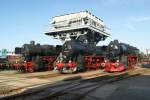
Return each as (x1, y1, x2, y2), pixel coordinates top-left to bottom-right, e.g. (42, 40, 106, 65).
(114, 40, 119, 44)
(30, 41, 35, 45)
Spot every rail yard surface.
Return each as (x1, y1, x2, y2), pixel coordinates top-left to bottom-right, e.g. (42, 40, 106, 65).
(0, 65, 149, 100)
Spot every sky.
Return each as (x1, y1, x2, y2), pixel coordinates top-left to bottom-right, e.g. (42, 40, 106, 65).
(0, 0, 150, 53)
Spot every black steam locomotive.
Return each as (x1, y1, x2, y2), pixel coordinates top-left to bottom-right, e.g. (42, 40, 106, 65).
(15, 41, 62, 72)
(105, 40, 139, 69)
(54, 40, 139, 73)
(55, 40, 106, 72)
(61, 40, 105, 61)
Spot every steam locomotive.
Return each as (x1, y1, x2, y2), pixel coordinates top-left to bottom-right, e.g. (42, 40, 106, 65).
(55, 40, 106, 73)
(54, 40, 139, 73)
(15, 41, 62, 72)
(102, 40, 139, 72)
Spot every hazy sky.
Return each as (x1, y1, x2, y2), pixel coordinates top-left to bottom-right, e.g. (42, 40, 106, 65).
(0, 0, 150, 52)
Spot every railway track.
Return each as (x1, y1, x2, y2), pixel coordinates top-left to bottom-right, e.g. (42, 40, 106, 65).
(0, 70, 103, 97)
(1, 67, 149, 100)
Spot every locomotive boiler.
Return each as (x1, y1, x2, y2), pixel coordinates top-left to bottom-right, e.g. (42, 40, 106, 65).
(61, 40, 105, 59)
(15, 41, 62, 72)
(21, 41, 61, 59)
(106, 40, 139, 60)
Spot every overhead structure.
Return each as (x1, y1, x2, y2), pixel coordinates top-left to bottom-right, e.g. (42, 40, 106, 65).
(0, 49, 7, 58)
(45, 11, 110, 45)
